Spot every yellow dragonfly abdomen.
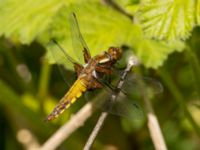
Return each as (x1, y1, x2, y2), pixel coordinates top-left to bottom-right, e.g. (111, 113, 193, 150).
(47, 78, 88, 121)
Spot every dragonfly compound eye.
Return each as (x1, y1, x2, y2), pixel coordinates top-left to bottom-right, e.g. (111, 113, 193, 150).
(108, 47, 122, 60)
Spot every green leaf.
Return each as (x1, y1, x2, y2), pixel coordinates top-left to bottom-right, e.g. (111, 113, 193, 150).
(46, 2, 186, 69)
(135, 39, 185, 68)
(136, 0, 196, 40)
(0, 0, 186, 69)
(0, 0, 64, 44)
(197, 0, 200, 24)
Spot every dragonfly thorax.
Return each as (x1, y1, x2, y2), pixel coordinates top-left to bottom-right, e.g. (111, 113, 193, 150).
(79, 59, 98, 79)
(96, 47, 122, 65)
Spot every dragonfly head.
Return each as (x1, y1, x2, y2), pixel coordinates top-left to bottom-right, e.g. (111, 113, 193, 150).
(108, 47, 122, 61)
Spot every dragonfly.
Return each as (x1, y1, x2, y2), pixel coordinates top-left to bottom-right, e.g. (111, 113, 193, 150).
(46, 13, 163, 121)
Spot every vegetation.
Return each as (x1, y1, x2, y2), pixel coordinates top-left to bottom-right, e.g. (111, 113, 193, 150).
(0, 0, 200, 149)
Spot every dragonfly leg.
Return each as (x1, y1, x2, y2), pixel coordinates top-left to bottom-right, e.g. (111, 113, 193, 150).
(87, 78, 103, 89)
(95, 66, 112, 74)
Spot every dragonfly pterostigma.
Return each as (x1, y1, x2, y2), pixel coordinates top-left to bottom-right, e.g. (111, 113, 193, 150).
(46, 13, 163, 121)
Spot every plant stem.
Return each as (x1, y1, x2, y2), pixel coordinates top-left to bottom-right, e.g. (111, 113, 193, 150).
(159, 68, 200, 137)
(136, 70, 167, 150)
(142, 87, 167, 150)
(185, 45, 200, 97)
(83, 112, 108, 150)
(37, 58, 51, 113)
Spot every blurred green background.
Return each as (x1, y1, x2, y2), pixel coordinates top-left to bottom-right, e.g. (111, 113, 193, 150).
(0, 0, 200, 150)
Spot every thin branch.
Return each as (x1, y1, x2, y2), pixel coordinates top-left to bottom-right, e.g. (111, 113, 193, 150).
(83, 112, 109, 150)
(17, 128, 40, 150)
(146, 112, 167, 150)
(142, 90, 167, 150)
(83, 55, 140, 150)
(137, 69, 167, 150)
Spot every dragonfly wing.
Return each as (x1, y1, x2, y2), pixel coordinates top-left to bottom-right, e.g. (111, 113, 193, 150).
(89, 72, 162, 120)
(103, 91, 144, 120)
(121, 73, 163, 98)
(87, 78, 144, 121)
(69, 13, 91, 64)
(47, 40, 83, 84)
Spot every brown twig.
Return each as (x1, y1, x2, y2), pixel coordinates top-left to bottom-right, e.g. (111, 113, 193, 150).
(143, 93, 167, 150)
(137, 71, 167, 150)
(83, 55, 140, 150)
(83, 112, 109, 150)
(17, 128, 40, 150)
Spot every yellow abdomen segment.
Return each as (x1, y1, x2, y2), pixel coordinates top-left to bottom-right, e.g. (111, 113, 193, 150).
(47, 78, 88, 121)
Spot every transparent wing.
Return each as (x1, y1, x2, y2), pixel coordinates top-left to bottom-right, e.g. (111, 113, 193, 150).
(104, 91, 144, 120)
(47, 40, 81, 84)
(121, 73, 163, 98)
(69, 13, 91, 64)
(89, 72, 163, 120)
(89, 80, 144, 121)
